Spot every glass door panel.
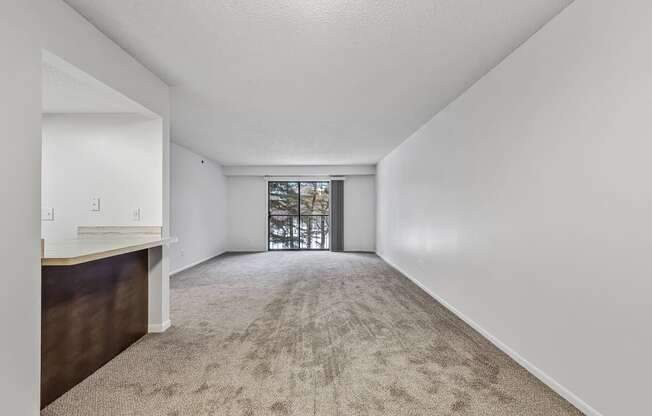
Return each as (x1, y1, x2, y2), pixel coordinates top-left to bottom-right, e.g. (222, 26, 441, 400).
(269, 182, 299, 215)
(300, 216, 330, 249)
(268, 181, 329, 250)
(268, 215, 299, 249)
(299, 181, 329, 215)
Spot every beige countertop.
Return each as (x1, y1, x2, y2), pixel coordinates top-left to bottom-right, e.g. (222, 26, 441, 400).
(42, 236, 177, 266)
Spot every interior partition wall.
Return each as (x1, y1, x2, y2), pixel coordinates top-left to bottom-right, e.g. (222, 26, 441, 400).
(268, 181, 330, 250)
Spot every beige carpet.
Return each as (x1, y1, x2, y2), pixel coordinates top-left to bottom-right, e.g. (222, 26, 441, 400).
(42, 252, 582, 416)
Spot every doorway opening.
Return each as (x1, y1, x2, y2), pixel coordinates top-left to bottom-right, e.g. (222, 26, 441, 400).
(268, 181, 330, 250)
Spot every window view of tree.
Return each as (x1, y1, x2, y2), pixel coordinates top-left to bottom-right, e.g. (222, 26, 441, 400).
(269, 181, 329, 250)
(269, 215, 299, 249)
(269, 182, 298, 215)
(299, 182, 329, 249)
(300, 182, 329, 215)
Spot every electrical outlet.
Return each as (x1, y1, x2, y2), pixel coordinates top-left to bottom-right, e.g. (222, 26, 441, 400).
(91, 197, 101, 212)
(132, 208, 141, 221)
(41, 207, 54, 221)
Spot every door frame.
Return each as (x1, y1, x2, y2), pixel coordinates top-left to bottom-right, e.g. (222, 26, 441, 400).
(266, 179, 331, 251)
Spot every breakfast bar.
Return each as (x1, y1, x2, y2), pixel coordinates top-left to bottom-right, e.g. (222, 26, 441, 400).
(40, 227, 175, 408)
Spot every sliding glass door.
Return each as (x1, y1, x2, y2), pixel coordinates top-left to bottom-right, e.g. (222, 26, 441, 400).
(268, 181, 330, 250)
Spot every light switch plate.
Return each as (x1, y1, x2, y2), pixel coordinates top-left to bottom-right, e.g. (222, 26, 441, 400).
(41, 207, 54, 221)
(132, 208, 141, 221)
(91, 197, 101, 212)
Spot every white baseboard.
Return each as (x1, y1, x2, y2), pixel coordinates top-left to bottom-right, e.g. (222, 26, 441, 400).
(376, 252, 603, 416)
(170, 251, 225, 276)
(148, 320, 171, 333)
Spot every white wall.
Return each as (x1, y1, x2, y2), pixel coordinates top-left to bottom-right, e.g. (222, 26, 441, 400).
(170, 143, 227, 273)
(376, 1, 651, 415)
(226, 175, 376, 252)
(0, 1, 169, 414)
(42, 114, 162, 240)
(344, 176, 376, 252)
(227, 176, 267, 251)
(223, 165, 376, 177)
(1, 4, 41, 415)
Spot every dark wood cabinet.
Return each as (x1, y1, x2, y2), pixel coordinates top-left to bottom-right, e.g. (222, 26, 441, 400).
(41, 249, 148, 408)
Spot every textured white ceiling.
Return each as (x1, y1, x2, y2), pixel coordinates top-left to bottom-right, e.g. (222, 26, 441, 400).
(42, 60, 147, 114)
(64, 0, 572, 165)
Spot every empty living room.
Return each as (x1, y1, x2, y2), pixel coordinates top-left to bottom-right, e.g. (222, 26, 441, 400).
(2, 1, 649, 415)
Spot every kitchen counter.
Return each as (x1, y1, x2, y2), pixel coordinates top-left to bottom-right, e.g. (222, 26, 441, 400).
(42, 235, 177, 266)
(40, 230, 177, 408)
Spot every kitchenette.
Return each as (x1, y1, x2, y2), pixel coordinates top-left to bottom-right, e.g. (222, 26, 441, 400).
(41, 227, 175, 407)
(40, 53, 172, 409)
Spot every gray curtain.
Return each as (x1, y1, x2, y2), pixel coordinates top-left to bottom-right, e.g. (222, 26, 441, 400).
(330, 180, 344, 251)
